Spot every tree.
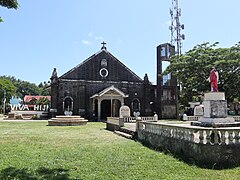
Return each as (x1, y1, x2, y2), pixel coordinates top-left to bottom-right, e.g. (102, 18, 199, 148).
(38, 81, 50, 96)
(36, 97, 50, 105)
(27, 97, 50, 105)
(0, 77, 16, 105)
(16, 81, 42, 97)
(164, 42, 240, 106)
(0, 0, 18, 22)
(0, 76, 50, 98)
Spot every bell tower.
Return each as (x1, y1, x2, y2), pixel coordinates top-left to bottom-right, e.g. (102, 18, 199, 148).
(156, 43, 178, 119)
(156, 43, 175, 86)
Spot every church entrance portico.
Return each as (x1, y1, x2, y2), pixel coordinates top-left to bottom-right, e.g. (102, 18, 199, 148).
(91, 86, 128, 121)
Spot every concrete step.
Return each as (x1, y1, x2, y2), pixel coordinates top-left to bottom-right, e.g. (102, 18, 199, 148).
(120, 127, 136, 136)
(114, 130, 133, 139)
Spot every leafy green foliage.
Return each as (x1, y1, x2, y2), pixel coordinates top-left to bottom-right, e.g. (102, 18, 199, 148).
(0, 76, 50, 99)
(0, 76, 42, 98)
(15, 80, 42, 98)
(36, 97, 50, 105)
(0, 0, 18, 9)
(27, 97, 50, 105)
(0, 77, 16, 104)
(38, 81, 50, 96)
(0, 0, 18, 22)
(164, 42, 240, 105)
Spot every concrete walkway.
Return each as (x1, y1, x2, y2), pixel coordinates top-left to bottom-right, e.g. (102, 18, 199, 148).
(123, 120, 191, 132)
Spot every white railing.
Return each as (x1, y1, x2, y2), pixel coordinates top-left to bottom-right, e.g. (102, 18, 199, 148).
(122, 116, 157, 123)
(141, 117, 156, 121)
(122, 117, 136, 123)
(183, 116, 200, 121)
(137, 121, 240, 145)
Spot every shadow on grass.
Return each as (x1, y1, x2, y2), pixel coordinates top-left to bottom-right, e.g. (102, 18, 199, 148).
(139, 140, 240, 170)
(0, 167, 70, 180)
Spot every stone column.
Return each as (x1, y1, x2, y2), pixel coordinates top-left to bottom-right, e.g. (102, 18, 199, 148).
(98, 99, 101, 121)
(112, 99, 115, 117)
(121, 97, 124, 106)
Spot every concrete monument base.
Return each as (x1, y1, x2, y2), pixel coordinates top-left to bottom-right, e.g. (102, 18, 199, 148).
(204, 92, 225, 101)
(192, 92, 239, 127)
(191, 120, 240, 127)
(199, 117, 235, 124)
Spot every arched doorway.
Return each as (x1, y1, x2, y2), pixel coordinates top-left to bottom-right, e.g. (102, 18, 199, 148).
(63, 96, 73, 112)
(131, 98, 140, 116)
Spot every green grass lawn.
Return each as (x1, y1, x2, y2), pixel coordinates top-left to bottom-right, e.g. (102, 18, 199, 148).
(0, 121, 240, 180)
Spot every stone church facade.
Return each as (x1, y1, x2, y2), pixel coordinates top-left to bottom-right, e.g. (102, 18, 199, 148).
(50, 42, 177, 120)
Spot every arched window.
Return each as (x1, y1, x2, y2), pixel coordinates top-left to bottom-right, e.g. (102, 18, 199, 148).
(63, 96, 73, 112)
(131, 98, 140, 113)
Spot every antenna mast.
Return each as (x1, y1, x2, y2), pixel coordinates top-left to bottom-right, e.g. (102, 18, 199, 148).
(169, 0, 185, 55)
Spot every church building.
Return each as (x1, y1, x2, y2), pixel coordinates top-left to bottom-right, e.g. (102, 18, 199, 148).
(50, 42, 177, 120)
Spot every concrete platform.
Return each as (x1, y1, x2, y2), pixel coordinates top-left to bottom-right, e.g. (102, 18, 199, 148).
(48, 116, 88, 126)
(191, 121, 240, 128)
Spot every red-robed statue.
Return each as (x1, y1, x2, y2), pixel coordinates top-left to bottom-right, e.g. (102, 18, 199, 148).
(209, 67, 218, 92)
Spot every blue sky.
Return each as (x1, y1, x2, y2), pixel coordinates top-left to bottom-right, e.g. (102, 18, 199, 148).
(0, 0, 239, 85)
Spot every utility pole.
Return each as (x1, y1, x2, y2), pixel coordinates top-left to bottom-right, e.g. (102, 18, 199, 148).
(169, 0, 185, 119)
(169, 0, 185, 55)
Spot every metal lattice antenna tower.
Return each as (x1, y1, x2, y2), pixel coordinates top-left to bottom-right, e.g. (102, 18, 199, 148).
(169, 0, 185, 55)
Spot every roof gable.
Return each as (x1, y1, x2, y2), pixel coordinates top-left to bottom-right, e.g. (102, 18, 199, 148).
(60, 49, 143, 82)
(90, 85, 128, 98)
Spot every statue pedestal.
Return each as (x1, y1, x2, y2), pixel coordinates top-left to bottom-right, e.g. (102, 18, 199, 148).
(192, 92, 238, 127)
(204, 92, 225, 101)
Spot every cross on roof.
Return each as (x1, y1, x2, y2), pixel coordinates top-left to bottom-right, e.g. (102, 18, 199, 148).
(101, 41, 107, 50)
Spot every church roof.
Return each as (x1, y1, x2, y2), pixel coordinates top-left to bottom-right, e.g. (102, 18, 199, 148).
(59, 46, 143, 82)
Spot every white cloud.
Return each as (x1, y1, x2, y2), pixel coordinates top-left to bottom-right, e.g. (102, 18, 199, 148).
(87, 31, 103, 41)
(82, 40, 91, 45)
(162, 20, 171, 27)
(88, 31, 93, 37)
(117, 38, 122, 45)
(82, 31, 104, 46)
(95, 36, 104, 41)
